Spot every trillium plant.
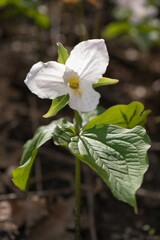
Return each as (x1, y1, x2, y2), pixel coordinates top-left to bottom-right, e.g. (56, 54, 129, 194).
(12, 39, 151, 239)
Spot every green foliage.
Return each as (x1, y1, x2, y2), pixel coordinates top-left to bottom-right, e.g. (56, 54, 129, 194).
(0, 0, 50, 29)
(12, 101, 151, 210)
(84, 101, 151, 130)
(57, 43, 69, 64)
(0, 0, 17, 7)
(43, 95, 69, 118)
(103, 21, 160, 50)
(76, 106, 105, 130)
(24, 8, 50, 29)
(103, 21, 131, 39)
(105, 0, 160, 50)
(12, 119, 73, 190)
(53, 123, 151, 211)
(12, 35, 151, 212)
(93, 77, 119, 88)
(12, 148, 38, 191)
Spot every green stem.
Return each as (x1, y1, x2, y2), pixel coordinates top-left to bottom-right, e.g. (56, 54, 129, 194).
(74, 110, 81, 240)
(75, 157, 81, 240)
(74, 110, 80, 135)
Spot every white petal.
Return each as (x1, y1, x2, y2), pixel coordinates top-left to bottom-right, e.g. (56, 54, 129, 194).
(66, 39, 109, 83)
(63, 66, 78, 84)
(146, 6, 158, 18)
(68, 79, 100, 112)
(25, 61, 68, 99)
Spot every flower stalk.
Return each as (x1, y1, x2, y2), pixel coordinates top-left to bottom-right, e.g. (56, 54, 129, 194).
(74, 110, 81, 240)
(75, 157, 81, 240)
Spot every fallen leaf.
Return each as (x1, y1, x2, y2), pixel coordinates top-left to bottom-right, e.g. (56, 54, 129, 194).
(10, 196, 48, 228)
(30, 196, 75, 240)
(87, 0, 99, 6)
(59, 0, 79, 4)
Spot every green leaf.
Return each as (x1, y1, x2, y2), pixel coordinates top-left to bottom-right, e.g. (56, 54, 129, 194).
(12, 148, 38, 191)
(43, 94, 69, 118)
(25, 9, 50, 29)
(102, 21, 131, 39)
(102, 21, 160, 50)
(84, 101, 151, 130)
(0, 0, 18, 8)
(76, 106, 105, 130)
(12, 118, 72, 191)
(93, 77, 119, 88)
(53, 124, 151, 211)
(57, 42, 69, 64)
(0, 0, 51, 29)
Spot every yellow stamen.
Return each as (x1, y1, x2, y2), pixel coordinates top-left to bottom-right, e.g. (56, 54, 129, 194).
(68, 76, 79, 89)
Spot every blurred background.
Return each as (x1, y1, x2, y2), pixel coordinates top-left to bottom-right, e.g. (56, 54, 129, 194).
(0, 0, 160, 239)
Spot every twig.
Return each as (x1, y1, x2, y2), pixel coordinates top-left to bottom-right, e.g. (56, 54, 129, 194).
(137, 188, 160, 200)
(0, 188, 74, 202)
(30, 171, 74, 188)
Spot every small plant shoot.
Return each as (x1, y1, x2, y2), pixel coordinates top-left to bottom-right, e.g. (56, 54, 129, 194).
(12, 40, 151, 239)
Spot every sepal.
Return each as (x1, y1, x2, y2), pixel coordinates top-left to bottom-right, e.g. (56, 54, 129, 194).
(57, 42, 69, 64)
(93, 77, 119, 88)
(43, 94, 69, 118)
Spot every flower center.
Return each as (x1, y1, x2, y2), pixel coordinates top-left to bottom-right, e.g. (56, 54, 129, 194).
(68, 76, 79, 89)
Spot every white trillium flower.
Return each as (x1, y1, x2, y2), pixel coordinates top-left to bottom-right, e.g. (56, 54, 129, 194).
(25, 39, 109, 112)
(116, 0, 158, 23)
